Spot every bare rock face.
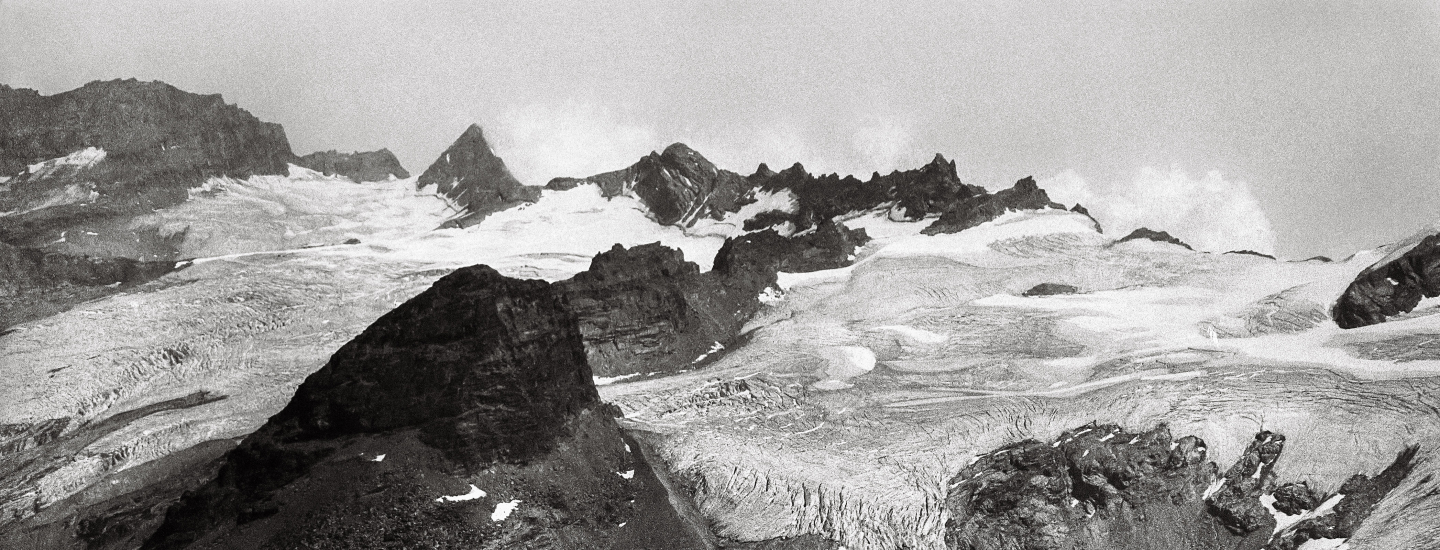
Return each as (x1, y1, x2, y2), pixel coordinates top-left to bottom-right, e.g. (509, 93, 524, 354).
(547, 143, 752, 227)
(945, 425, 1418, 550)
(1332, 234, 1440, 328)
(1022, 283, 1078, 296)
(416, 124, 541, 227)
(1117, 227, 1194, 250)
(142, 265, 703, 549)
(0, 80, 293, 250)
(921, 176, 1064, 235)
(293, 149, 409, 182)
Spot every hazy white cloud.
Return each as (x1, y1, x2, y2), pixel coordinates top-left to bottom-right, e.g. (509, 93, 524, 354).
(1042, 167, 1276, 255)
(487, 101, 657, 185)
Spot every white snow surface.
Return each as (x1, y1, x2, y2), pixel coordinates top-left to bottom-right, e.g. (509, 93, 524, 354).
(436, 484, 487, 503)
(491, 500, 522, 522)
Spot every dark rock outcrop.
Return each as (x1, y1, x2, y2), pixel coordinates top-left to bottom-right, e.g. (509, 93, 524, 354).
(547, 143, 751, 227)
(1117, 227, 1194, 250)
(747, 154, 986, 231)
(1332, 234, 1440, 329)
(294, 149, 409, 182)
(416, 124, 540, 228)
(1022, 283, 1078, 296)
(558, 243, 757, 378)
(0, 80, 293, 250)
(1227, 250, 1277, 260)
(557, 223, 865, 378)
(715, 219, 867, 277)
(143, 265, 703, 549)
(921, 176, 1065, 235)
(945, 425, 1417, 550)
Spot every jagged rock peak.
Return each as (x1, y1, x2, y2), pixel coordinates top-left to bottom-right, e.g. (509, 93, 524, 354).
(294, 148, 409, 182)
(418, 124, 540, 227)
(547, 142, 752, 227)
(1116, 227, 1194, 250)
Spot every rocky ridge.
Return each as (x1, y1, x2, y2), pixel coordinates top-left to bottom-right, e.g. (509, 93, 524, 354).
(0, 80, 294, 252)
(548, 143, 751, 227)
(293, 149, 409, 182)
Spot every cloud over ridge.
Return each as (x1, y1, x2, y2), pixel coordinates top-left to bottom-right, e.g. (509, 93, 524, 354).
(1042, 167, 1277, 255)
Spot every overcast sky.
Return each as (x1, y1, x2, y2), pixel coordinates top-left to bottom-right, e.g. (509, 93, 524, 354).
(3, 0, 1438, 258)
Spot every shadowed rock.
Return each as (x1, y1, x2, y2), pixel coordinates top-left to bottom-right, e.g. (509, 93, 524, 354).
(747, 154, 986, 231)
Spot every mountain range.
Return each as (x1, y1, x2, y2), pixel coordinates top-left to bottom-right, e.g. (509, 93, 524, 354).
(2, 80, 1439, 550)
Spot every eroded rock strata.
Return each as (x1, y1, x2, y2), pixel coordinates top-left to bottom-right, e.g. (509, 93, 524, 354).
(142, 265, 703, 549)
(1332, 234, 1440, 328)
(945, 424, 1417, 550)
(293, 149, 409, 182)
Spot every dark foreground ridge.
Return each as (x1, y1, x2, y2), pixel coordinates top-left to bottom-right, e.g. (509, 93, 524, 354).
(1333, 233, 1440, 329)
(294, 149, 409, 182)
(143, 265, 706, 549)
(946, 424, 1417, 550)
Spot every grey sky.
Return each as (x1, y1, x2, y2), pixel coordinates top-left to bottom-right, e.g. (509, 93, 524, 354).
(3, 0, 1438, 258)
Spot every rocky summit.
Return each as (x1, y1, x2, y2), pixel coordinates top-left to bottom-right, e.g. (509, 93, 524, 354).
(416, 124, 540, 227)
(548, 143, 752, 227)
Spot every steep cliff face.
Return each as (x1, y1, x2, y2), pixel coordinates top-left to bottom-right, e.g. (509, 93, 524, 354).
(293, 149, 409, 182)
(142, 265, 703, 549)
(548, 143, 752, 227)
(0, 80, 293, 250)
(415, 124, 540, 227)
(921, 176, 1065, 235)
(945, 424, 1417, 550)
(1332, 234, 1440, 328)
